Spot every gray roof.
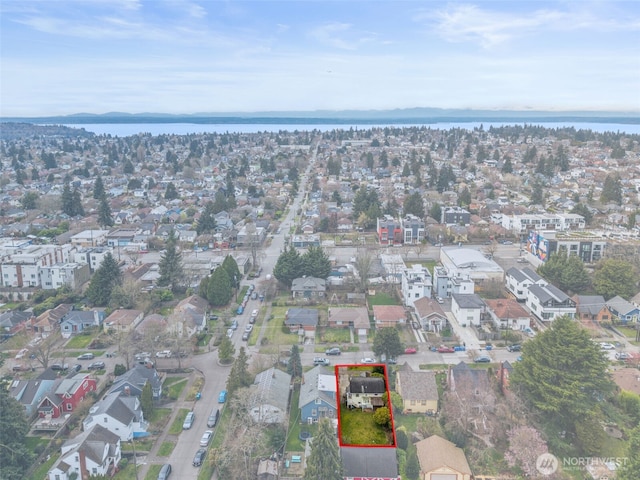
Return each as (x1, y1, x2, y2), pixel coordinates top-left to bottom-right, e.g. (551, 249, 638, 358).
(284, 308, 319, 327)
(506, 266, 544, 283)
(341, 447, 399, 478)
(292, 276, 326, 291)
(55, 373, 90, 396)
(109, 364, 162, 397)
(60, 424, 120, 466)
(299, 365, 335, 408)
(452, 293, 485, 309)
(396, 368, 438, 403)
(87, 391, 141, 426)
(575, 295, 606, 315)
(253, 368, 292, 412)
(528, 283, 570, 303)
(607, 295, 638, 315)
(348, 377, 386, 395)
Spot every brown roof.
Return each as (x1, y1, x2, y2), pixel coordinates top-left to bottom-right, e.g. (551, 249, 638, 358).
(372, 305, 406, 321)
(328, 307, 369, 329)
(612, 368, 640, 395)
(484, 298, 530, 319)
(105, 309, 143, 327)
(413, 297, 446, 319)
(396, 368, 438, 403)
(415, 435, 472, 475)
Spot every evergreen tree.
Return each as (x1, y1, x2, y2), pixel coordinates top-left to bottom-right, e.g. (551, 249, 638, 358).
(501, 156, 513, 173)
(226, 347, 252, 397)
(93, 175, 105, 199)
(212, 190, 228, 213)
(405, 448, 420, 480)
(616, 426, 640, 480)
(196, 201, 216, 235)
(20, 191, 39, 210)
(218, 336, 235, 364)
(570, 203, 593, 224)
(403, 192, 425, 218)
(72, 186, 84, 216)
(301, 246, 331, 279)
(287, 344, 303, 378)
(123, 159, 134, 175)
(140, 382, 154, 418)
(98, 196, 114, 227)
(0, 387, 34, 480)
(511, 316, 614, 436)
(157, 229, 184, 292)
(600, 174, 623, 205)
(273, 245, 304, 287)
(221, 255, 241, 288)
(86, 252, 122, 306)
(530, 180, 544, 205)
(457, 187, 472, 207)
(304, 418, 344, 480)
(372, 327, 404, 360)
(164, 182, 179, 200)
(429, 203, 442, 222)
(593, 258, 637, 300)
(401, 162, 411, 177)
(205, 267, 233, 306)
(61, 181, 74, 216)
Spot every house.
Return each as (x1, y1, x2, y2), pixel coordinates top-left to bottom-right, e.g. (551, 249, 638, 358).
(327, 307, 369, 337)
(345, 376, 387, 409)
(31, 304, 72, 338)
(377, 215, 403, 245)
(440, 247, 504, 285)
(395, 365, 438, 414)
(401, 264, 433, 308)
(109, 364, 163, 400)
(299, 365, 337, 424)
(607, 295, 640, 323)
(413, 297, 447, 333)
(257, 458, 279, 480)
(572, 295, 610, 324)
(291, 276, 326, 299)
(373, 305, 407, 328)
(415, 435, 473, 480)
(39, 262, 91, 291)
(505, 267, 547, 302)
(284, 308, 319, 335)
(60, 310, 106, 338)
(38, 373, 96, 419)
(484, 298, 531, 331)
(451, 294, 486, 327)
(249, 368, 292, 424)
(402, 214, 426, 245)
(83, 391, 147, 441)
(0, 310, 32, 336)
(9, 372, 58, 417)
(103, 309, 144, 334)
(169, 294, 208, 337)
(341, 446, 401, 480)
(526, 283, 576, 322)
(441, 206, 471, 226)
(47, 424, 121, 480)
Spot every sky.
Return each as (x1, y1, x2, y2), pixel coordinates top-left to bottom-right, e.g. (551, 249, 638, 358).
(1, 0, 639, 117)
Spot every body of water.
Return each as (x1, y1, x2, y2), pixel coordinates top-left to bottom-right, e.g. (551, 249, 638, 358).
(63, 121, 640, 137)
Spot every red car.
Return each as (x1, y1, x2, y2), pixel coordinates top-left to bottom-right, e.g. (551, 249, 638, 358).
(404, 347, 417, 354)
(437, 346, 455, 353)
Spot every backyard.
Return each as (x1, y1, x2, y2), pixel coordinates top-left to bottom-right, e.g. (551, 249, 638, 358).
(339, 407, 393, 446)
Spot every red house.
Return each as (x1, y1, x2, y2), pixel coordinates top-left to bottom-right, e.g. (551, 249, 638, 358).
(377, 215, 403, 245)
(38, 373, 96, 418)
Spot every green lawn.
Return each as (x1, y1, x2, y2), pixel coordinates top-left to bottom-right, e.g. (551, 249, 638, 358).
(164, 378, 189, 401)
(169, 408, 191, 435)
(65, 335, 95, 349)
(368, 292, 400, 306)
(261, 307, 300, 346)
(157, 441, 175, 457)
(145, 465, 162, 480)
(617, 325, 639, 339)
(121, 439, 154, 452)
(147, 407, 172, 431)
(27, 452, 57, 480)
(318, 327, 352, 344)
(339, 407, 392, 446)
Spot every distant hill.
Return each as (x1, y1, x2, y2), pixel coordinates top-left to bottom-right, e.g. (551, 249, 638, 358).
(1, 108, 638, 125)
(0, 122, 95, 140)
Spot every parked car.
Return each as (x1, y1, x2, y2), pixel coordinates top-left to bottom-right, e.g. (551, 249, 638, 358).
(507, 344, 521, 352)
(242, 331, 250, 341)
(51, 363, 69, 371)
(436, 296, 444, 304)
(71, 364, 82, 372)
(226, 328, 233, 338)
(200, 430, 213, 447)
(251, 292, 258, 300)
(230, 320, 239, 330)
(218, 390, 227, 403)
(244, 324, 253, 333)
(207, 409, 220, 428)
(325, 347, 341, 356)
(88, 361, 105, 370)
(155, 350, 172, 358)
(404, 347, 417, 354)
(615, 352, 631, 360)
(157, 464, 172, 480)
(474, 355, 492, 363)
(437, 346, 455, 353)
(77, 353, 94, 360)
(360, 357, 375, 364)
(192, 448, 206, 467)
(313, 357, 330, 366)
(600, 342, 615, 350)
(183, 411, 195, 429)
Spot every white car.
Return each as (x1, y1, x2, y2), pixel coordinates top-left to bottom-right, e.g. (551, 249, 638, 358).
(155, 350, 172, 358)
(360, 358, 375, 364)
(600, 342, 615, 350)
(200, 430, 213, 446)
(244, 324, 253, 333)
(436, 296, 444, 304)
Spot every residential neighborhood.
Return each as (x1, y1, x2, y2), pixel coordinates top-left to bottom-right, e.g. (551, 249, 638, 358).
(1, 122, 639, 480)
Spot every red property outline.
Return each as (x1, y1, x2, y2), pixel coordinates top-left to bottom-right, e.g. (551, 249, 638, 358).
(334, 363, 397, 448)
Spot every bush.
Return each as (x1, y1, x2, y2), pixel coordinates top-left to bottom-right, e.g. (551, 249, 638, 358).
(114, 364, 126, 376)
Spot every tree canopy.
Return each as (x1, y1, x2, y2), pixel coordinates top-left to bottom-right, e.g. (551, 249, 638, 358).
(196, 201, 217, 235)
(226, 347, 252, 398)
(287, 344, 303, 378)
(201, 266, 233, 306)
(372, 327, 404, 360)
(303, 418, 344, 480)
(273, 245, 304, 287)
(403, 192, 425, 218)
(511, 316, 614, 436)
(86, 252, 122, 306)
(536, 252, 591, 294)
(302, 246, 332, 279)
(592, 258, 637, 300)
(0, 387, 34, 480)
(157, 229, 184, 292)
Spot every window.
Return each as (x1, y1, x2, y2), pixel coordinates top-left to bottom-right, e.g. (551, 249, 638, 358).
(104, 417, 107, 422)
(311, 409, 317, 416)
(315, 398, 321, 405)
(92, 468, 97, 475)
(66, 403, 72, 411)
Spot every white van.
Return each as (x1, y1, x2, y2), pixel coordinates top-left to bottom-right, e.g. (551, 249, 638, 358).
(182, 411, 195, 429)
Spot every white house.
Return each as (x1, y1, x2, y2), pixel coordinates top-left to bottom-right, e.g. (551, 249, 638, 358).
(249, 368, 291, 424)
(505, 267, 547, 302)
(401, 264, 433, 308)
(82, 391, 147, 442)
(526, 284, 576, 322)
(451, 293, 486, 327)
(47, 424, 121, 480)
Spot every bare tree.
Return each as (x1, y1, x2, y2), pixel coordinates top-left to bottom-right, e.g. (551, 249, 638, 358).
(353, 247, 377, 292)
(29, 334, 58, 369)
